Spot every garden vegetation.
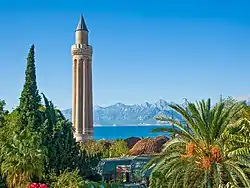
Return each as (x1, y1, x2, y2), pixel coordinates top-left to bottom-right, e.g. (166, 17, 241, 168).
(1, 45, 250, 188)
(0, 45, 121, 188)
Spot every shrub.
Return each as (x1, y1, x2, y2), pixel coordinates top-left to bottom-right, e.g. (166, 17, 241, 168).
(1, 129, 46, 188)
(109, 140, 129, 158)
(50, 169, 85, 188)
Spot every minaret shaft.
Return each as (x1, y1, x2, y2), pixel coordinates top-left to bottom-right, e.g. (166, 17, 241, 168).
(72, 59, 77, 129)
(71, 15, 93, 141)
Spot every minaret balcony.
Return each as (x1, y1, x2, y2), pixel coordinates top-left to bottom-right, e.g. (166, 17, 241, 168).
(71, 44, 92, 57)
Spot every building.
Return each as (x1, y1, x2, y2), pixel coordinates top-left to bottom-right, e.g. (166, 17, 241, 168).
(71, 15, 94, 141)
(99, 156, 153, 186)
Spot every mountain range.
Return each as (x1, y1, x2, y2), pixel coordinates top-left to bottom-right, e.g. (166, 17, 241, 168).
(61, 99, 183, 125)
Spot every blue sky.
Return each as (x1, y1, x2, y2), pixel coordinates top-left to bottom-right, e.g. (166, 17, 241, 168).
(0, 0, 250, 110)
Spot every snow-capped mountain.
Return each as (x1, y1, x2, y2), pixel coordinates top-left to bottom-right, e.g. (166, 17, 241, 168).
(62, 99, 182, 125)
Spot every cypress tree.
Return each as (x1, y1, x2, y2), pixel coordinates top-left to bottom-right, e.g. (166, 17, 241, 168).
(0, 99, 7, 127)
(40, 94, 101, 180)
(18, 44, 41, 131)
(41, 94, 79, 175)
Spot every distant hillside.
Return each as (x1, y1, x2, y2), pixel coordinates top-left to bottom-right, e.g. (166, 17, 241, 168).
(62, 99, 183, 125)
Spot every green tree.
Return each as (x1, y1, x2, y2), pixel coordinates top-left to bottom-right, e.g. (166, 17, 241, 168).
(109, 140, 129, 158)
(150, 171, 168, 188)
(80, 140, 110, 158)
(80, 140, 102, 155)
(18, 44, 41, 131)
(40, 94, 79, 175)
(0, 99, 8, 127)
(0, 45, 102, 187)
(0, 109, 20, 146)
(40, 94, 101, 182)
(220, 95, 244, 107)
(222, 105, 250, 158)
(1, 129, 46, 188)
(147, 99, 250, 187)
(77, 149, 101, 181)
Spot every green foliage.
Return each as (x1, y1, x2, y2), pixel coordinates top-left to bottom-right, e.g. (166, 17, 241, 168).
(92, 182, 123, 188)
(150, 171, 168, 188)
(0, 110, 20, 145)
(81, 140, 129, 158)
(0, 45, 102, 187)
(80, 140, 110, 158)
(80, 140, 105, 155)
(0, 176, 4, 188)
(0, 99, 8, 127)
(40, 94, 101, 182)
(80, 139, 129, 158)
(0, 100, 11, 147)
(0, 129, 47, 188)
(219, 96, 237, 108)
(222, 105, 250, 158)
(109, 140, 129, 158)
(50, 169, 85, 188)
(40, 94, 80, 175)
(49, 168, 123, 188)
(77, 149, 101, 180)
(18, 44, 41, 131)
(148, 99, 250, 188)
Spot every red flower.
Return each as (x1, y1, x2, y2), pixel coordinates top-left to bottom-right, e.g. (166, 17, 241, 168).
(31, 183, 39, 188)
(27, 183, 48, 188)
(40, 184, 48, 188)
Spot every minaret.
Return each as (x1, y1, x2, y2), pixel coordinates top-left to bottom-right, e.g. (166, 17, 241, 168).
(71, 15, 93, 141)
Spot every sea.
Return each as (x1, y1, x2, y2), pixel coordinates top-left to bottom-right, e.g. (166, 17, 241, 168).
(93, 125, 170, 140)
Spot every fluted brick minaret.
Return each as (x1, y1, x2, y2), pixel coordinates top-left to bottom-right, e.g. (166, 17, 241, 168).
(71, 14, 93, 141)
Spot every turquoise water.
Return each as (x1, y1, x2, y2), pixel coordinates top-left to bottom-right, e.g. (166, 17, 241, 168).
(93, 125, 170, 140)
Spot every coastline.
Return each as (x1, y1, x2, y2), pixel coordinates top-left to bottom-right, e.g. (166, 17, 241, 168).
(93, 124, 170, 127)
(93, 125, 171, 140)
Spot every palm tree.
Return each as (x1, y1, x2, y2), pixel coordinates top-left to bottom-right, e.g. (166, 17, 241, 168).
(146, 99, 250, 188)
(222, 105, 250, 158)
(0, 129, 46, 188)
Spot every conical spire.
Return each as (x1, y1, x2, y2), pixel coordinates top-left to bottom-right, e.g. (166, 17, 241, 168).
(76, 14, 88, 32)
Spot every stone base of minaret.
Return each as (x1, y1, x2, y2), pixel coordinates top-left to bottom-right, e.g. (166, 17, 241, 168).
(74, 129, 94, 142)
(74, 133, 93, 142)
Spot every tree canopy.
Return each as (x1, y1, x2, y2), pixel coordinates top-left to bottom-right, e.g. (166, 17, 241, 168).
(0, 99, 7, 127)
(147, 99, 250, 188)
(0, 45, 103, 187)
(18, 44, 41, 131)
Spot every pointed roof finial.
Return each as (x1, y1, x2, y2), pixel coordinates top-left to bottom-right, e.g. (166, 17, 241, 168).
(76, 14, 88, 32)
